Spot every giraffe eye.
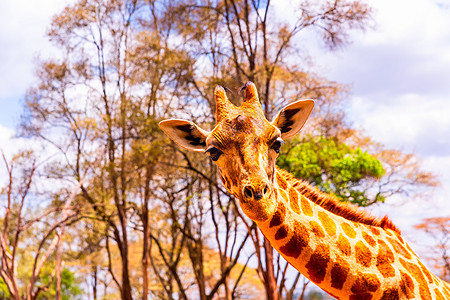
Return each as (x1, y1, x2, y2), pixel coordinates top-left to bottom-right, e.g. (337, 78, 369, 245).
(206, 147, 223, 161)
(271, 138, 284, 154)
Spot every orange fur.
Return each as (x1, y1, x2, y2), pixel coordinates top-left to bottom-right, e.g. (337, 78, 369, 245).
(278, 169, 401, 234)
(160, 83, 450, 299)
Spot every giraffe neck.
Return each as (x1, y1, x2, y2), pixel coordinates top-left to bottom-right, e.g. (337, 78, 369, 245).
(254, 168, 450, 299)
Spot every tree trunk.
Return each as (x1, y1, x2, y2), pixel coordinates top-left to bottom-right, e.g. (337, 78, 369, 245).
(0, 272, 20, 300)
(142, 165, 152, 300)
(112, 222, 133, 300)
(187, 238, 207, 300)
(223, 276, 232, 300)
(92, 266, 98, 300)
(55, 231, 63, 300)
(142, 213, 149, 300)
(263, 238, 279, 300)
(120, 241, 133, 300)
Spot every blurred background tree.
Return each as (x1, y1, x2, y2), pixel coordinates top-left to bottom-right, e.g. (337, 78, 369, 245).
(0, 0, 438, 299)
(414, 217, 450, 283)
(277, 135, 386, 207)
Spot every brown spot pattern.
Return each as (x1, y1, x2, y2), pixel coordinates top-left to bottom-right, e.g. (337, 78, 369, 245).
(405, 242, 415, 254)
(278, 169, 401, 233)
(388, 237, 412, 260)
(376, 239, 396, 278)
(378, 239, 393, 255)
(289, 187, 301, 214)
(269, 202, 286, 228)
(300, 195, 313, 216)
(309, 221, 325, 238)
(380, 289, 399, 300)
(331, 256, 350, 289)
(435, 288, 445, 300)
(400, 271, 415, 299)
(279, 220, 309, 258)
(444, 285, 450, 298)
(220, 175, 230, 190)
(355, 241, 372, 268)
(318, 211, 336, 236)
(276, 172, 288, 189)
(351, 272, 380, 294)
(369, 226, 381, 236)
(341, 222, 357, 238)
(305, 244, 330, 284)
(349, 294, 372, 300)
(226, 162, 240, 187)
(275, 225, 288, 240)
(337, 234, 352, 256)
(399, 258, 431, 300)
(420, 287, 433, 300)
(362, 232, 376, 247)
(396, 233, 404, 244)
(279, 188, 289, 202)
(418, 260, 434, 284)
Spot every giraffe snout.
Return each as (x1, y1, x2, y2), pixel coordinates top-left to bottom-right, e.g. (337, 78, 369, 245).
(242, 182, 270, 201)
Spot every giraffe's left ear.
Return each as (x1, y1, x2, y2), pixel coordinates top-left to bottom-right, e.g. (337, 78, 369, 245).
(159, 119, 210, 152)
(271, 99, 315, 139)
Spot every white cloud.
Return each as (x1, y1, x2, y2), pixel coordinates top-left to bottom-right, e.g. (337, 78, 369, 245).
(366, 0, 450, 45)
(317, 0, 450, 97)
(350, 94, 450, 157)
(0, 1, 66, 96)
(368, 153, 450, 266)
(0, 125, 31, 161)
(310, 0, 450, 247)
(0, 0, 71, 127)
(0, 125, 20, 184)
(0, 124, 14, 144)
(0, 0, 448, 251)
(312, 0, 450, 158)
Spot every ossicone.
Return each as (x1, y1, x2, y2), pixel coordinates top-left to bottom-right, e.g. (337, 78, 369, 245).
(215, 85, 233, 122)
(241, 81, 259, 104)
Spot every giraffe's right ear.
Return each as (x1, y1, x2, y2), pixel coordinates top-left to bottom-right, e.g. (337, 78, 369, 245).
(159, 119, 210, 152)
(271, 99, 315, 140)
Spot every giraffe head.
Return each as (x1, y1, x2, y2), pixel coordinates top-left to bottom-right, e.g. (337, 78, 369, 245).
(159, 82, 314, 222)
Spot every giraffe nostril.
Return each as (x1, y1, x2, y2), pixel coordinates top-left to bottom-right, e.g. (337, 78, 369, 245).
(263, 185, 268, 195)
(244, 186, 253, 199)
(254, 191, 263, 200)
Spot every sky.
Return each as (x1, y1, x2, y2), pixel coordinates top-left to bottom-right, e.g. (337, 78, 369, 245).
(309, 0, 450, 257)
(0, 0, 449, 268)
(312, 1, 450, 218)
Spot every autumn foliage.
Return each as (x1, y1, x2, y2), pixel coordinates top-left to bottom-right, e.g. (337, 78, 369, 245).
(0, 0, 439, 299)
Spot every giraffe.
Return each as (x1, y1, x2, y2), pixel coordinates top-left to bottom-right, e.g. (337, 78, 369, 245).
(159, 82, 450, 299)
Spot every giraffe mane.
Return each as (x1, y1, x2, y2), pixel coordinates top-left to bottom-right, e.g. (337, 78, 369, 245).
(278, 169, 401, 234)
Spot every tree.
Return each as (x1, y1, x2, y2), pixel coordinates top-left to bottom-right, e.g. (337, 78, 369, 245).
(174, 1, 438, 298)
(0, 152, 82, 300)
(277, 134, 438, 208)
(22, 0, 260, 298)
(18, 0, 439, 299)
(278, 135, 385, 206)
(174, 1, 374, 298)
(0, 277, 9, 299)
(22, 0, 173, 298)
(414, 217, 450, 282)
(37, 268, 83, 300)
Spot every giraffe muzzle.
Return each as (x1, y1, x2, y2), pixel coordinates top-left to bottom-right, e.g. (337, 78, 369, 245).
(242, 183, 270, 201)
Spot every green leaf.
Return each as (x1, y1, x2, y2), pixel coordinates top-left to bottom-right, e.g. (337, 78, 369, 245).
(277, 135, 385, 207)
